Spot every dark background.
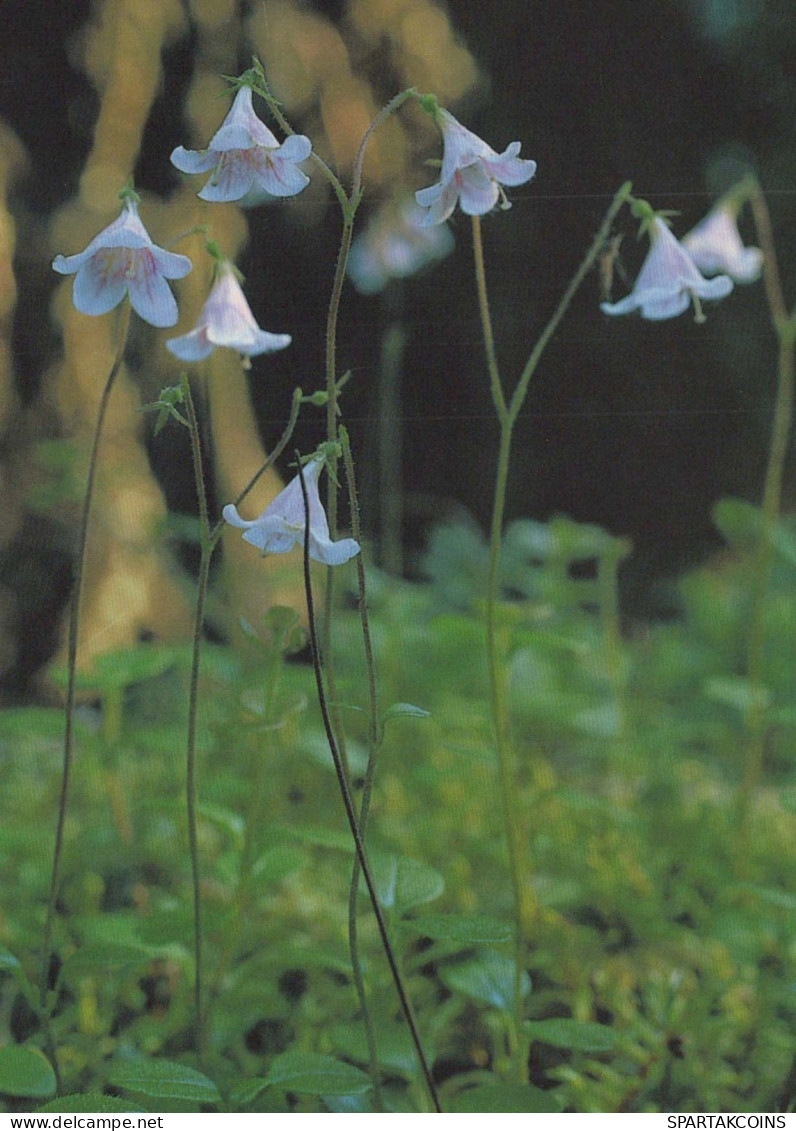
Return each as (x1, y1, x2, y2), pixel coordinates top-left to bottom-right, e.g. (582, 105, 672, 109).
(2, 0, 795, 613)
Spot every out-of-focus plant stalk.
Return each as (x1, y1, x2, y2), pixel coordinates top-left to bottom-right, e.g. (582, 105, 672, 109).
(739, 181, 796, 831)
(472, 182, 633, 1079)
(41, 299, 132, 1089)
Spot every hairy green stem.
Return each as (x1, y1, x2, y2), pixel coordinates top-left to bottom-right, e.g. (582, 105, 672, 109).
(296, 454, 441, 1114)
(41, 300, 132, 1084)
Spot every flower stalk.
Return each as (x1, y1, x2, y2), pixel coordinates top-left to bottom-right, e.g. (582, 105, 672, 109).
(295, 453, 441, 1114)
(738, 181, 796, 832)
(473, 181, 633, 1078)
(41, 299, 132, 1084)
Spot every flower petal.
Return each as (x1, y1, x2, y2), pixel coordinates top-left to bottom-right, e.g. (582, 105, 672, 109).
(72, 257, 128, 316)
(52, 251, 88, 276)
(198, 152, 256, 202)
(221, 503, 252, 529)
(244, 330, 293, 356)
(150, 246, 193, 281)
(254, 150, 310, 197)
(170, 146, 217, 174)
(639, 289, 692, 320)
(127, 264, 180, 327)
(692, 274, 734, 302)
(165, 327, 214, 361)
(309, 531, 361, 565)
(416, 179, 460, 226)
(482, 146, 537, 187)
(208, 86, 280, 151)
(279, 134, 312, 163)
(456, 166, 500, 216)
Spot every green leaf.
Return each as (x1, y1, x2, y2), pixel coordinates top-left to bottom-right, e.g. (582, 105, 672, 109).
(0, 948, 21, 974)
(712, 496, 763, 549)
(441, 951, 530, 1011)
(229, 1078, 269, 1108)
(329, 1022, 421, 1077)
(448, 1083, 560, 1113)
(525, 1018, 620, 1053)
(64, 941, 154, 975)
(284, 823, 353, 853)
(36, 1094, 148, 1113)
(107, 1059, 222, 1104)
(265, 1052, 371, 1096)
(705, 675, 771, 714)
(405, 913, 512, 945)
(0, 1046, 57, 1099)
(251, 845, 307, 886)
(381, 702, 430, 726)
(367, 853, 444, 913)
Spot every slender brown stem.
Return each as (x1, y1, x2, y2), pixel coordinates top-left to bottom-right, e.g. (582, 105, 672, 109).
(296, 454, 441, 1114)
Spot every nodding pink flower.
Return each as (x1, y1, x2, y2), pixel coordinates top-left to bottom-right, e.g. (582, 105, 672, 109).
(223, 456, 361, 567)
(52, 195, 192, 327)
(600, 217, 733, 323)
(415, 105, 536, 226)
(171, 86, 312, 203)
(347, 198, 454, 294)
(682, 203, 763, 283)
(166, 261, 291, 367)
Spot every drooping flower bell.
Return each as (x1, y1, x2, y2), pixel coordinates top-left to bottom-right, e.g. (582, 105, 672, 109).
(415, 96, 536, 226)
(347, 198, 454, 294)
(682, 199, 762, 283)
(171, 85, 312, 203)
(166, 259, 291, 367)
(223, 456, 361, 566)
(600, 216, 733, 323)
(52, 189, 192, 327)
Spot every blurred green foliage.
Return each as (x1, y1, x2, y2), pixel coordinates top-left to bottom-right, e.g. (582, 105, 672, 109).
(0, 503, 794, 1113)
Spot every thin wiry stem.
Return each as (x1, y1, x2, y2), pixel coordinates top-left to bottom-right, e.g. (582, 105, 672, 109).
(736, 183, 796, 834)
(41, 300, 132, 1084)
(340, 426, 383, 1109)
(474, 182, 633, 1078)
(296, 454, 441, 1114)
(181, 376, 214, 1060)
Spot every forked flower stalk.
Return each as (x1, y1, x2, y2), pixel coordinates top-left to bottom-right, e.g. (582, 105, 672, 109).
(473, 182, 633, 1078)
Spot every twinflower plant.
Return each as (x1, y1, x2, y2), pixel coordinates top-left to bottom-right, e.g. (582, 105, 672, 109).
(166, 256, 291, 367)
(683, 194, 763, 283)
(600, 213, 733, 323)
(223, 454, 361, 566)
(171, 84, 312, 203)
(52, 188, 192, 326)
(414, 95, 537, 225)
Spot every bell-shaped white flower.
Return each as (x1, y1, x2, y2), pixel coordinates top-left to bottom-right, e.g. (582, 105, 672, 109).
(415, 106, 536, 226)
(166, 261, 291, 365)
(223, 456, 361, 567)
(171, 86, 312, 203)
(52, 195, 192, 327)
(600, 217, 734, 322)
(348, 198, 454, 294)
(682, 202, 762, 283)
